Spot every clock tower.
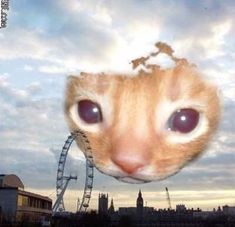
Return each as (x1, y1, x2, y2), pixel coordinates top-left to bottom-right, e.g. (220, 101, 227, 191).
(136, 190, 143, 215)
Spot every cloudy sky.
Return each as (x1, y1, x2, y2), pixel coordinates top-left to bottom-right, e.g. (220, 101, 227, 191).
(0, 0, 234, 212)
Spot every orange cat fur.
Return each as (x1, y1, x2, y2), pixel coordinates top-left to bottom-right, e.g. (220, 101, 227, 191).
(64, 44, 220, 184)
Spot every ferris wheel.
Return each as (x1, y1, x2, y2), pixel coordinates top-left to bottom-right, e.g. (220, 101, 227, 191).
(52, 130, 94, 214)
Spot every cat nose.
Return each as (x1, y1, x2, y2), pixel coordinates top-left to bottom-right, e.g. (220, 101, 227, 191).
(112, 154, 146, 174)
(111, 137, 151, 174)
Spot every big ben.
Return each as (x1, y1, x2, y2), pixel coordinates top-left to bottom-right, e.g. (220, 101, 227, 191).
(136, 190, 143, 216)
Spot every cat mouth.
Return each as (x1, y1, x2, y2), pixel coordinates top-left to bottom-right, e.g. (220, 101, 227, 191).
(115, 176, 151, 184)
(95, 164, 152, 183)
(95, 160, 181, 184)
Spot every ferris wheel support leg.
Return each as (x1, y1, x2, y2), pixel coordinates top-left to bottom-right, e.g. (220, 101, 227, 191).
(53, 179, 71, 214)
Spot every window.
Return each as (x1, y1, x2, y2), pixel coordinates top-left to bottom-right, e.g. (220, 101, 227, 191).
(22, 196, 28, 206)
(17, 195, 23, 206)
(18, 195, 29, 207)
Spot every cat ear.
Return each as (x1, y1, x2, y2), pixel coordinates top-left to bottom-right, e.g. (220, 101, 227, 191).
(66, 73, 94, 87)
(67, 75, 79, 85)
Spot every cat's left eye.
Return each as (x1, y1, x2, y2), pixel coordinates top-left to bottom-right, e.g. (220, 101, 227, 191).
(168, 108, 199, 133)
(77, 99, 103, 124)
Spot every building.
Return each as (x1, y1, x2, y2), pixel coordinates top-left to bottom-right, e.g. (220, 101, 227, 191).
(108, 198, 115, 214)
(136, 190, 143, 215)
(0, 174, 52, 224)
(119, 207, 137, 216)
(98, 193, 108, 214)
(118, 190, 154, 218)
(176, 204, 187, 213)
(223, 205, 235, 215)
(119, 190, 144, 216)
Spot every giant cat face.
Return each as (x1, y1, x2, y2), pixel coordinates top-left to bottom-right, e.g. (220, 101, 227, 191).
(64, 63, 220, 184)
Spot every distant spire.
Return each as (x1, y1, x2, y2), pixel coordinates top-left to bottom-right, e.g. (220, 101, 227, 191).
(137, 190, 143, 204)
(137, 190, 144, 215)
(108, 198, 115, 214)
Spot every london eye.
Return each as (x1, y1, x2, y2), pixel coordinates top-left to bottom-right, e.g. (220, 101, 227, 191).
(52, 130, 94, 214)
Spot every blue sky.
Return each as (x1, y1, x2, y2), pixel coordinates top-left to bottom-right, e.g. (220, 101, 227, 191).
(0, 0, 235, 211)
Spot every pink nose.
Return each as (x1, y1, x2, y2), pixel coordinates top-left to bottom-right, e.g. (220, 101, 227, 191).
(111, 136, 150, 174)
(112, 154, 146, 174)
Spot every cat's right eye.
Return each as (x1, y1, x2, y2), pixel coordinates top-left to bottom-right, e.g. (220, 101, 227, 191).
(168, 108, 199, 133)
(77, 100, 103, 124)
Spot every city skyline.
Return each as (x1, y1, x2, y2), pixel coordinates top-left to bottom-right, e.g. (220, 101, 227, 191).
(58, 188, 235, 212)
(95, 190, 231, 212)
(0, 0, 234, 212)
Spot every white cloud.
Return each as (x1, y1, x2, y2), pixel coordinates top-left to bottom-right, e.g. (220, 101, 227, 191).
(0, 74, 10, 87)
(1, 1, 235, 76)
(26, 82, 41, 95)
(38, 65, 68, 74)
(0, 77, 68, 188)
(197, 20, 232, 59)
(0, 29, 55, 61)
(23, 64, 34, 71)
